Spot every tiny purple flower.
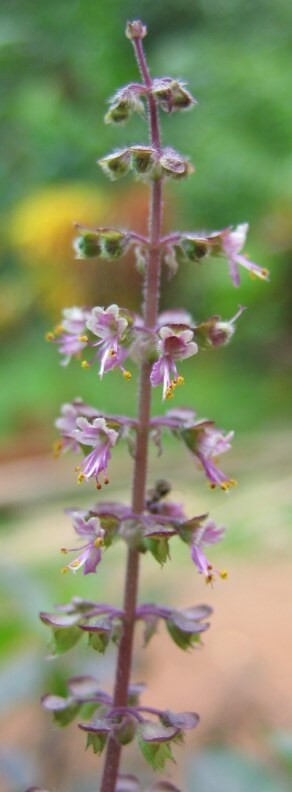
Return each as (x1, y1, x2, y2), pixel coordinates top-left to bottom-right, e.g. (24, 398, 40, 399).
(54, 399, 99, 456)
(195, 304, 246, 349)
(61, 512, 105, 575)
(73, 416, 119, 488)
(86, 304, 130, 378)
(220, 224, 269, 287)
(196, 425, 235, 490)
(150, 325, 198, 400)
(54, 307, 90, 365)
(191, 519, 226, 583)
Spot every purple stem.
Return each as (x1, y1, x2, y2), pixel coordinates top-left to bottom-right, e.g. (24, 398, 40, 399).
(135, 705, 163, 717)
(160, 232, 182, 245)
(127, 81, 146, 93)
(80, 605, 125, 620)
(105, 704, 163, 720)
(100, 31, 163, 792)
(129, 231, 149, 244)
(135, 604, 170, 619)
(106, 706, 144, 724)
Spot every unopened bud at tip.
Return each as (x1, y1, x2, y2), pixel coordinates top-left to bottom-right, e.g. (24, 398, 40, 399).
(126, 20, 147, 40)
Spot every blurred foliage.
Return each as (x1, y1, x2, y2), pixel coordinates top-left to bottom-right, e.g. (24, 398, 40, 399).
(186, 746, 291, 791)
(0, 0, 291, 439)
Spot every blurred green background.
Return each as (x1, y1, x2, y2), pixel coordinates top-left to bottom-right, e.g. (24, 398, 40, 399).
(1, 1, 292, 790)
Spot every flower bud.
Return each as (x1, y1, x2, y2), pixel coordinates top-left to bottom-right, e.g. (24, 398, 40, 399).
(195, 317, 235, 349)
(100, 230, 130, 259)
(126, 20, 147, 40)
(73, 229, 101, 259)
(160, 148, 194, 180)
(180, 234, 210, 262)
(152, 78, 197, 113)
(98, 149, 131, 180)
(195, 305, 245, 348)
(130, 145, 157, 176)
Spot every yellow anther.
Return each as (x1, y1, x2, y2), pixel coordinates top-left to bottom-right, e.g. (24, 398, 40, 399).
(45, 331, 55, 342)
(220, 479, 237, 491)
(165, 388, 174, 400)
(78, 335, 88, 342)
(70, 559, 80, 568)
(54, 324, 64, 335)
(220, 570, 228, 580)
(53, 440, 63, 458)
(250, 267, 269, 281)
(176, 375, 185, 386)
(61, 566, 69, 574)
(93, 537, 103, 548)
(78, 472, 85, 484)
(123, 370, 132, 380)
(81, 360, 90, 369)
(75, 465, 81, 471)
(60, 547, 68, 554)
(109, 348, 116, 357)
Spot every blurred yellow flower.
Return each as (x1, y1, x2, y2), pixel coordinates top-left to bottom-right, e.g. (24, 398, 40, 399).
(9, 184, 109, 315)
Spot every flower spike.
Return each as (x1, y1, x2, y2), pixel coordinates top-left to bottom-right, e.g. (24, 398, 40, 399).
(41, 17, 268, 789)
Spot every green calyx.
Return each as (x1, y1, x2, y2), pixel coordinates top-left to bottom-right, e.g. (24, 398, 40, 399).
(98, 149, 131, 180)
(74, 228, 129, 260)
(73, 231, 102, 259)
(180, 235, 210, 262)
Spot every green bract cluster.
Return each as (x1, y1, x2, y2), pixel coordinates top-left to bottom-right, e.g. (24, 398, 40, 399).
(98, 146, 194, 181)
(73, 225, 130, 259)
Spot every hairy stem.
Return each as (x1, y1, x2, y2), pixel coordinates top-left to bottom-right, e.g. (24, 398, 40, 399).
(100, 34, 162, 792)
